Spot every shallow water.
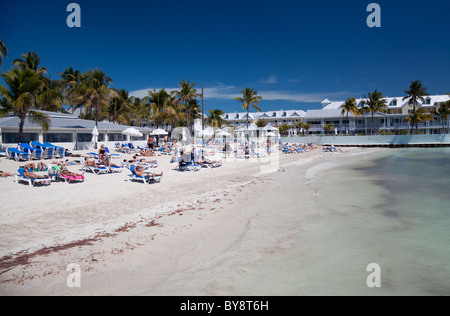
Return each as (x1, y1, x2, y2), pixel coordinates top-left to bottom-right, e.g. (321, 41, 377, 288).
(219, 148, 450, 295)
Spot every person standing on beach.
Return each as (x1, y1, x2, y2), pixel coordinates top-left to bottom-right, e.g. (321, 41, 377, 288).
(147, 135, 155, 150)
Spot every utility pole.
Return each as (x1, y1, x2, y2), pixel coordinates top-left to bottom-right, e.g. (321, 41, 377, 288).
(202, 85, 204, 131)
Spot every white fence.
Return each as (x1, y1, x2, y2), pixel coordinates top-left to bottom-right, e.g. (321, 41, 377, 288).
(282, 134, 450, 146)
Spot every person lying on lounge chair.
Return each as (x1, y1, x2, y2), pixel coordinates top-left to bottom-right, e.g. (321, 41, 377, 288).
(133, 166, 163, 179)
(198, 156, 221, 166)
(60, 167, 84, 178)
(126, 156, 158, 164)
(99, 155, 120, 167)
(84, 157, 103, 167)
(24, 162, 47, 172)
(65, 149, 82, 157)
(0, 171, 13, 178)
(23, 168, 50, 179)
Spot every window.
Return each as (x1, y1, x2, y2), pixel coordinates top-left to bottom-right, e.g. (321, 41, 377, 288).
(282, 112, 287, 117)
(44, 133, 73, 143)
(426, 98, 431, 105)
(272, 112, 277, 117)
(235, 114, 240, 119)
(108, 133, 127, 142)
(225, 114, 229, 119)
(77, 133, 105, 142)
(2, 132, 39, 144)
(392, 99, 397, 106)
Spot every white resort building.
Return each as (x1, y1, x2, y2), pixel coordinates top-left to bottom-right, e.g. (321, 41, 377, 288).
(221, 94, 450, 136)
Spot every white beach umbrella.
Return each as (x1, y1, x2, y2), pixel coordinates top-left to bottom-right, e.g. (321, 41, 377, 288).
(216, 130, 231, 137)
(151, 128, 168, 136)
(91, 126, 99, 147)
(197, 129, 214, 137)
(122, 127, 143, 137)
(266, 132, 276, 137)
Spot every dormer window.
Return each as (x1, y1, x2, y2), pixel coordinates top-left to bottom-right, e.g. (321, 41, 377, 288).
(392, 99, 397, 106)
(425, 97, 431, 105)
(282, 112, 287, 117)
(272, 112, 277, 117)
(359, 101, 365, 108)
(235, 114, 240, 119)
(225, 114, 229, 119)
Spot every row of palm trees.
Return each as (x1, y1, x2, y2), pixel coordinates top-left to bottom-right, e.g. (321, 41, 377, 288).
(340, 82, 450, 135)
(0, 41, 267, 142)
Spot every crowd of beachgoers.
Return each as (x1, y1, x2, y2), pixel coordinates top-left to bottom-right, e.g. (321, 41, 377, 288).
(0, 135, 331, 186)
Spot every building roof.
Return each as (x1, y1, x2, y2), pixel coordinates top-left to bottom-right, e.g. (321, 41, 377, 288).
(222, 109, 306, 120)
(0, 110, 147, 133)
(322, 95, 450, 110)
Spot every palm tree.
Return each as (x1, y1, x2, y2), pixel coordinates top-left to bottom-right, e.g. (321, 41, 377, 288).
(37, 76, 64, 112)
(0, 40, 8, 67)
(404, 108, 435, 134)
(72, 69, 116, 132)
(340, 97, 360, 135)
(277, 123, 291, 137)
(234, 87, 263, 139)
(206, 109, 226, 128)
(254, 118, 267, 128)
(403, 80, 429, 115)
(58, 67, 81, 113)
(432, 100, 450, 134)
(323, 122, 335, 135)
(108, 89, 133, 125)
(0, 68, 51, 142)
(362, 90, 388, 135)
(13, 51, 47, 75)
(130, 97, 151, 127)
(172, 80, 198, 133)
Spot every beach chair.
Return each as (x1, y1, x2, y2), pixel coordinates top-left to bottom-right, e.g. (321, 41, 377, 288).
(43, 142, 65, 158)
(49, 164, 84, 183)
(87, 152, 99, 159)
(105, 147, 120, 159)
(15, 168, 51, 186)
(30, 141, 55, 159)
(19, 143, 43, 160)
(126, 165, 150, 184)
(7, 148, 30, 161)
(117, 143, 133, 154)
(0, 150, 6, 157)
(200, 160, 222, 168)
(107, 165, 123, 173)
(81, 161, 108, 175)
(177, 157, 201, 172)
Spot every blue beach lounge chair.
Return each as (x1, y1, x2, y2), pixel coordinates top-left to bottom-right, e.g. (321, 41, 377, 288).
(7, 148, 30, 161)
(43, 142, 65, 158)
(105, 147, 120, 159)
(15, 167, 51, 186)
(127, 165, 162, 184)
(30, 141, 55, 159)
(19, 143, 43, 160)
(81, 160, 108, 175)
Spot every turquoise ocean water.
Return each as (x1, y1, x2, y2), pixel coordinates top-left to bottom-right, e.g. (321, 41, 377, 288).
(224, 148, 450, 295)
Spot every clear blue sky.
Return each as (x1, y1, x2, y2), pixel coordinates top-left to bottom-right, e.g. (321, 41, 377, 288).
(1, 0, 449, 113)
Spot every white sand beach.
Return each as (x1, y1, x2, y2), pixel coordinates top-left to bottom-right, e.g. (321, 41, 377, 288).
(0, 145, 366, 295)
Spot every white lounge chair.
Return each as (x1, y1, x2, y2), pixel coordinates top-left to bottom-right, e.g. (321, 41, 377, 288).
(81, 161, 109, 174)
(15, 168, 51, 186)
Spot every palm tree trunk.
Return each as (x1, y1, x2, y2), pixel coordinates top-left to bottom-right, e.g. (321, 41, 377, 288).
(371, 112, 374, 136)
(346, 112, 349, 135)
(18, 117, 25, 144)
(246, 107, 249, 140)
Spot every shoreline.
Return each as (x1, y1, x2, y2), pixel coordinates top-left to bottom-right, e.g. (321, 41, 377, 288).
(0, 146, 379, 295)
